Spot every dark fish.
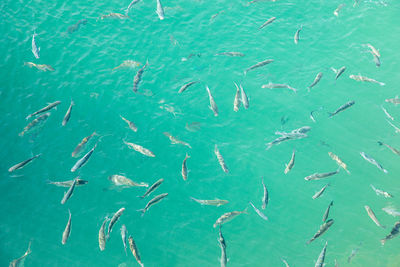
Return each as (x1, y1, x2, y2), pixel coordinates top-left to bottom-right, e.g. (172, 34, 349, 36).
(128, 236, 144, 267)
(61, 178, 77, 204)
(26, 101, 61, 120)
(62, 210, 72, 244)
(181, 153, 190, 181)
(245, 59, 273, 74)
(67, 19, 87, 33)
(133, 60, 148, 92)
(378, 141, 400, 156)
(373, 54, 381, 67)
(139, 178, 164, 198)
(8, 154, 41, 173)
(331, 66, 346, 80)
(308, 72, 323, 90)
(294, 26, 302, 44)
(107, 207, 125, 239)
(71, 144, 96, 172)
(315, 241, 328, 267)
(178, 81, 199, 93)
(138, 193, 168, 216)
(19, 113, 50, 136)
(261, 177, 268, 209)
(360, 152, 388, 173)
(72, 132, 96, 157)
(62, 100, 74, 126)
(307, 219, 334, 244)
(305, 169, 339, 181)
(381, 221, 400, 245)
(312, 184, 330, 199)
(98, 217, 109, 251)
(328, 101, 355, 117)
(322, 201, 333, 222)
(216, 52, 245, 57)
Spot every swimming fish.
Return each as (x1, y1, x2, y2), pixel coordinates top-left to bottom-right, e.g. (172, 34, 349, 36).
(163, 132, 191, 148)
(190, 197, 228, 207)
(245, 59, 273, 74)
(210, 11, 223, 22)
(24, 62, 54, 72)
(61, 178, 77, 204)
(381, 221, 400, 245)
(126, 0, 142, 15)
(107, 207, 125, 239)
(9, 241, 31, 267)
(385, 96, 400, 105)
(133, 60, 148, 92)
(333, 4, 345, 16)
(360, 152, 388, 173)
(109, 175, 148, 187)
(328, 100, 355, 117)
(261, 177, 268, 209)
(112, 60, 141, 71)
(308, 72, 323, 90)
(294, 26, 302, 44)
(259, 17, 276, 29)
(233, 83, 241, 112)
(382, 207, 400, 217)
(305, 169, 339, 181)
(67, 19, 87, 33)
(386, 120, 400, 134)
(381, 106, 394, 121)
(213, 209, 247, 228)
(366, 43, 380, 57)
(281, 258, 290, 267)
(372, 53, 381, 67)
(47, 178, 88, 187)
(139, 178, 164, 199)
(206, 86, 218, 116)
(284, 149, 295, 174)
(62, 210, 72, 244)
(307, 219, 334, 244)
(100, 13, 128, 20)
(214, 144, 228, 173)
(349, 74, 385, 86)
(347, 244, 361, 263)
(120, 115, 137, 132)
(72, 132, 96, 157)
(185, 122, 201, 132)
(62, 100, 74, 126)
(240, 84, 249, 109)
(121, 224, 127, 255)
(377, 141, 400, 156)
(331, 66, 346, 80)
(216, 52, 245, 57)
(31, 32, 40, 59)
(156, 0, 165, 20)
(181, 153, 190, 181)
(71, 144, 96, 172)
(365, 205, 385, 228)
(138, 193, 168, 216)
(262, 83, 297, 93)
(249, 202, 268, 221)
(315, 241, 328, 267)
(98, 217, 109, 251)
(218, 227, 227, 267)
(26, 101, 61, 120)
(312, 184, 330, 199)
(128, 236, 144, 267)
(322, 201, 333, 222)
(124, 140, 155, 157)
(370, 185, 393, 198)
(178, 81, 199, 93)
(8, 154, 41, 173)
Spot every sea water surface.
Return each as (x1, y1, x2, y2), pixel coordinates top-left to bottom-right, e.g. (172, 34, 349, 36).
(1, 0, 400, 266)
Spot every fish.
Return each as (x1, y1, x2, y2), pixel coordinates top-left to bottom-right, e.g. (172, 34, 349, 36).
(373, 54, 381, 67)
(233, 83, 241, 112)
(262, 83, 297, 93)
(128, 236, 144, 267)
(98, 217, 109, 251)
(266, 136, 295, 150)
(72, 132, 96, 157)
(281, 258, 290, 267)
(328, 153, 350, 174)
(124, 140, 155, 157)
(26, 101, 61, 120)
(206, 86, 218, 116)
(107, 207, 125, 239)
(138, 193, 168, 216)
(185, 122, 201, 132)
(126, 0, 142, 15)
(381, 222, 400, 245)
(385, 96, 400, 105)
(62, 210, 72, 244)
(120, 115, 138, 132)
(210, 11, 223, 22)
(245, 59, 273, 74)
(218, 227, 227, 267)
(100, 13, 128, 20)
(331, 66, 346, 80)
(121, 224, 127, 255)
(315, 241, 328, 267)
(284, 149, 295, 174)
(8, 154, 41, 173)
(213, 209, 247, 228)
(67, 19, 87, 33)
(181, 153, 190, 181)
(178, 81, 199, 93)
(133, 60, 149, 92)
(109, 175, 148, 187)
(308, 72, 323, 90)
(259, 17, 276, 29)
(347, 245, 360, 263)
(190, 197, 228, 207)
(24, 62, 54, 71)
(249, 202, 268, 221)
(349, 74, 385, 86)
(61, 178, 77, 204)
(214, 144, 228, 173)
(62, 100, 74, 126)
(366, 43, 380, 57)
(181, 53, 201, 62)
(307, 219, 334, 244)
(370, 184, 393, 198)
(328, 100, 355, 117)
(381, 106, 394, 121)
(333, 4, 345, 16)
(305, 169, 339, 181)
(382, 207, 400, 217)
(163, 132, 191, 148)
(386, 120, 400, 133)
(322, 201, 334, 222)
(294, 26, 302, 44)
(216, 52, 245, 57)
(112, 60, 141, 71)
(261, 177, 268, 209)
(31, 32, 40, 59)
(156, 0, 165, 20)
(71, 144, 97, 172)
(312, 184, 330, 199)
(9, 241, 31, 267)
(378, 141, 400, 156)
(47, 178, 88, 187)
(240, 84, 249, 109)
(139, 178, 164, 199)
(159, 103, 182, 117)
(360, 152, 388, 173)
(365, 205, 385, 228)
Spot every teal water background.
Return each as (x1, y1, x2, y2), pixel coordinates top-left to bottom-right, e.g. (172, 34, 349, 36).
(2, 0, 400, 266)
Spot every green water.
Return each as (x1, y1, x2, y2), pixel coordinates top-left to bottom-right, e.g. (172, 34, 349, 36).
(2, 0, 400, 266)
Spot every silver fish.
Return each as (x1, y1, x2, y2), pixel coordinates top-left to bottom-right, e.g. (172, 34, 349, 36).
(381, 221, 400, 245)
(24, 62, 54, 72)
(218, 227, 227, 267)
(294, 26, 302, 44)
(382, 207, 400, 217)
(178, 81, 199, 93)
(190, 197, 228, 206)
(262, 83, 297, 93)
(322, 201, 333, 222)
(370, 184, 393, 198)
(107, 207, 125, 239)
(261, 177, 268, 209)
(233, 83, 241, 112)
(349, 74, 385, 86)
(281, 258, 290, 267)
(98, 217, 109, 251)
(333, 4, 345, 16)
(284, 149, 295, 174)
(386, 120, 400, 134)
(312, 184, 330, 199)
(308, 72, 323, 90)
(133, 60, 148, 92)
(62, 210, 72, 244)
(213, 209, 247, 228)
(124, 140, 155, 157)
(19, 112, 50, 136)
(307, 219, 334, 244)
(366, 43, 380, 57)
(385, 96, 400, 105)
(365, 205, 385, 228)
(120, 115, 137, 132)
(61, 178, 77, 204)
(109, 175, 148, 187)
(245, 59, 273, 74)
(182, 153, 190, 181)
(331, 66, 346, 80)
(216, 52, 245, 57)
(121, 224, 127, 255)
(259, 17, 276, 29)
(329, 100, 355, 117)
(128, 236, 144, 267)
(47, 178, 88, 187)
(240, 84, 249, 109)
(112, 60, 141, 71)
(328, 152, 350, 174)
(62, 100, 74, 126)
(156, 0, 165, 20)
(360, 152, 388, 173)
(8, 154, 41, 173)
(305, 169, 339, 181)
(139, 178, 164, 199)
(100, 13, 128, 20)
(315, 241, 328, 267)
(138, 193, 168, 216)
(164, 132, 191, 148)
(126, 0, 142, 15)
(9, 241, 31, 267)
(206, 86, 218, 116)
(31, 32, 40, 59)
(72, 132, 96, 157)
(214, 144, 228, 173)
(249, 202, 268, 221)
(381, 106, 394, 121)
(378, 141, 400, 156)
(71, 144, 96, 172)
(26, 101, 61, 120)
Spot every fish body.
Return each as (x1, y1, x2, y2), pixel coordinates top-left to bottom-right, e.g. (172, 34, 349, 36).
(107, 207, 125, 239)
(190, 197, 228, 206)
(26, 101, 61, 120)
(312, 184, 330, 199)
(329, 100, 355, 117)
(349, 74, 385, 86)
(124, 140, 155, 157)
(216, 52, 244, 57)
(126, 0, 142, 15)
(382, 207, 400, 217)
(328, 152, 350, 173)
(381, 106, 394, 121)
(245, 59, 273, 74)
(239, 84, 249, 109)
(138, 193, 168, 215)
(378, 141, 400, 156)
(214, 144, 228, 173)
(61, 178, 77, 204)
(72, 132, 96, 157)
(47, 178, 88, 187)
(206, 86, 218, 116)
(109, 175, 148, 187)
(139, 178, 164, 198)
(185, 122, 201, 132)
(323, 201, 333, 222)
(331, 66, 346, 80)
(178, 81, 199, 93)
(120, 115, 138, 132)
(233, 83, 241, 112)
(284, 149, 295, 174)
(31, 32, 40, 59)
(62, 100, 74, 126)
(261, 177, 268, 209)
(308, 72, 323, 90)
(121, 224, 127, 255)
(365, 205, 385, 228)
(307, 219, 334, 244)
(181, 153, 190, 181)
(213, 209, 247, 228)
(315, 242, 328, 267)
(387, 120, 400, 133)
(133, 61, 148, 92)
(100, 13, 128, 19)
(113, 60, 141, 71)
(164, 132, 191, 148)
(71, 144, 96, 172)
(128, 236, 144, 267)
(67, 19, 87, 33)
(262, 83, 297, 93)
(24, 62, 54, 71)
(381, 222, 400, 245)
(8, 154, 41, 172)
(294, 26, 302, 44)
(385, 97, 400, 105)
(98, 217, 109, 251)
(156, 0, 165, 20)
(360, 152, 388, 173)
(373, 54, 381, 67)
(281, 258, 290, 267)
(9, 242, 31, 267)
(347, 246, 360, 263)
(366, 43, 380, 57)
(249, 202, 268, 221)
(305, 170, 339, 181)
(62, 210, 72, 244)
(333, 4, 345, 16)
(218, 227, 227, 267)
(370, 184, 393, 198)
(259, 17, 276, 29)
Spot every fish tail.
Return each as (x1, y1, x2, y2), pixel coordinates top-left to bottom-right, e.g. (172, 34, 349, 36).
(377, 141, 383, 146)
(328, 112, 334, 117)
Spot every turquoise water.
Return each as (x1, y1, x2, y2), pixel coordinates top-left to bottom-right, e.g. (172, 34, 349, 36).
(2, 0, 400, 266)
